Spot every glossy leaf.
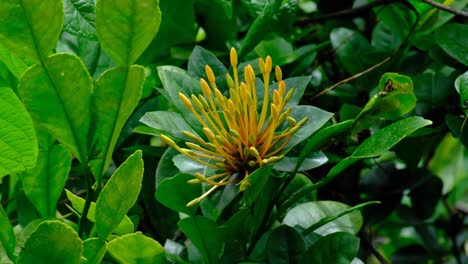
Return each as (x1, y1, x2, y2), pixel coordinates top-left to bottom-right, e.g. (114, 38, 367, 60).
(17, 220, 83, 264)
(156, 173, 201, 216)
(299, 232, 360, 264)
(244, 165, 273, 207)
(454, 71, 468, 108)
(0, 0, 63, 63)
(435, 23, 468, 66)
(274, 151, 328, 172)
(178, 216, 224, 264)
(66, 190, 134, 235)
(20, 143, 71, 218)
(188, 46, 228, 86)
(283, 201, 363, 236)
(95, 150, 144, 239)
(267, 225, 305, 264)
(278, 173, 317, 213)
(0, 88, 37, 178)
(82, 238, 107, 264)
(89, 66, 145, 181)
(63, 0, 96, 39)
(18, 53, 92, 163)
(0, 205, 15, 262)
(140, 111, 200, 141)
(95, 0, 161, 66)
(107, 232, 165, 264)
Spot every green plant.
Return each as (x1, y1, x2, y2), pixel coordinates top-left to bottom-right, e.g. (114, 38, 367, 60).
(0, 0, 466, 263)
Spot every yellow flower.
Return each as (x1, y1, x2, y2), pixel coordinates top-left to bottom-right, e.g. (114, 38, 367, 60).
(161, 48, 307, 206)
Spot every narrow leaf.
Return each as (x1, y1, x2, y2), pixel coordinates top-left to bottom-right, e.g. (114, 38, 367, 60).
(95, 150, 144, 239)
(0, 205, 15, 262)
(89, 66, 145, 182)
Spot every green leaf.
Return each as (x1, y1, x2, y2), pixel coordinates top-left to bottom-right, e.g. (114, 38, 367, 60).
(435, 23, 468, 66)
(20, 143, 71, 218)
(286, 105, 334, 149)
(65, 190, 134, 236)
(95, 150, 144, 239)
(188, 46, 228, 85)
(95, 0, 161, 66)
(18, 53, 92, 163)
(178, 216, 224, 264)
(63, 0, 96, 39)
(0, 0, 63, 63)
(0, 88, 37, 178)
(82, 238, 107, 264)
(299, 232, 360, 264)
(244, 165, 274, 207)
(274, 152, 328, 172)
(0, 41, 28, 78)
(0, 205, 15, 262)
(322, 116, 432, 186)
(238, 0, 283, 58)
(156, 173, 201, 216)
(107, 232, 165, 264)
(278, 173, 317, 213)
(89, 66, 145, 182)
(17, 220, 83, 264)
(455, 71, 468, 108)
(140, 111, 201, 141)
(267, 225, 305, 264)
(283, 201, 363, 236)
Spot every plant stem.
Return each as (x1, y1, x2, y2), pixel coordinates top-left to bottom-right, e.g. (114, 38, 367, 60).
(78, 168, 94, 238)
(421, 0, 468, 17)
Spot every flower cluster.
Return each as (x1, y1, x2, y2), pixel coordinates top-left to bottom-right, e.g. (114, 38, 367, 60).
(161, 48, 307, 206)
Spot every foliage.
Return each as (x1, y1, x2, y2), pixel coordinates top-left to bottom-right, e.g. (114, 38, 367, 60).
(0, 0, 467, 263)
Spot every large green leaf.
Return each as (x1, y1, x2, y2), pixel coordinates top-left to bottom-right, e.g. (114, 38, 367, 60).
(0, 205, 15, 262)
(455, 71, 468, 108)
(95, 0, 161, 66)
(321, 116, 432, 186)
(0, 88, 37, 178)
(140, 111, 200, 141)
(64, 0, 96, 39)
(107, 232, 165, 264)
(89, 66, 145, 182)
(0, 0, 63, 63)
(66, 190, 134, 235)
(0, 42, 28, 78)
(435, 23, 468, 66)
(178, 216, 224, 264)
(283, 201, 363, 236)
(17, 220, 83, 264)
(18, 53, 92, 163)
(299, 232, 360, 264)
(156, 173, 201, 216)
(20, 143, 71, 218)
(267, 225, 305, 264)
(95, 150, 144, 239)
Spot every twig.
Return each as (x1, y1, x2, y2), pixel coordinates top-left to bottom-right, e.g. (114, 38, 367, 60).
(422, 0, 468, 18)
(312, 2, 420, 99)
(78, 168, 94, 238)
(299, 0, 399, 23)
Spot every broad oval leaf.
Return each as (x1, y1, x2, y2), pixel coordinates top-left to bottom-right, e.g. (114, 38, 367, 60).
(156, 173, 201, 216)
(0, 0, 63, 63)
(95, 150, 144, 239)
(0, 88, 37, 178)
(178, 216, 224, 264)
(267, 225, 306, 264)
(18, 53, 92, 163)
(95, 0, 161, 66)
(89, 65, 145, 182)
(20, 143, 71, 218)
(17, 220, 83, 264)
(107, 232, 165, 264)
(64, 0, 96, 39)
(140, 111, 201, 141)
(435, 23, 468, 66)
(455, 71, 468, 108)
(283, 201, 363, 236)
(299, 232, 360, 264)
(82, 238, 107, 264)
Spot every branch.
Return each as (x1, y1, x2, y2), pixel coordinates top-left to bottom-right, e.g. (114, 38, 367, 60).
(422, 0, 468, 18)
(299, 0, 399, 24)
(312, 2, 420, 99)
